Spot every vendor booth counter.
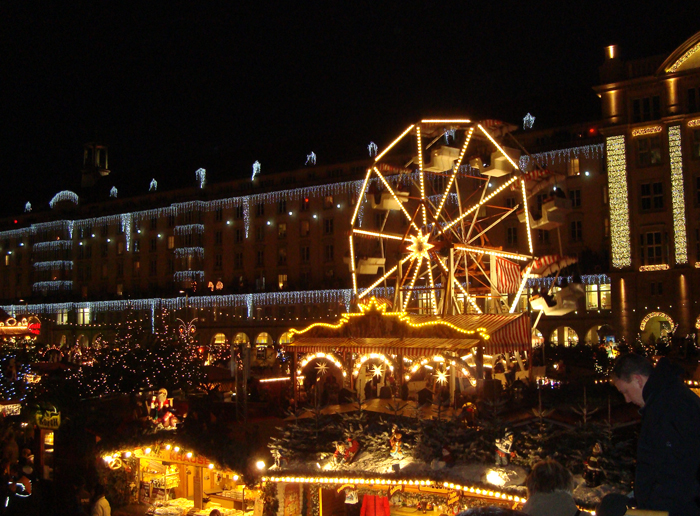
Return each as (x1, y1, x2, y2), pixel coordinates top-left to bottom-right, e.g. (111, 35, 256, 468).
(131, 447, 260, 516)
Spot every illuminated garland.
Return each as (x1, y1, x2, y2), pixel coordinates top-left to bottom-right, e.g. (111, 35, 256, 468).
(631, 125, 662, 137)
(289, 297, 490, 340)
(32, 281, 73, 291)
(33, 240, 72, 251)
(351, 353, 395, 377)
(639, 311, 675, 331)
(666, 40, 700, 73)
(33, 260, 73, 271)
(606, 135, 632, 268)
(174, 224, 205, 235)
(296, 351, 345, 377)
(526, 274, 610, 288)
(689, 118, 700, 128)
(262, 477, 524, 505)
(49, 190, 79, 208)
(173, 271, 205, 282)
(174, 247, 204, 258)
(668, 125, 688, 264)
(519, 143, 604, 171)
(639, 264, 670, 272)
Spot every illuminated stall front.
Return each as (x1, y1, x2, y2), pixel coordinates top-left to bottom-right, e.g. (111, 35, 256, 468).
(101, 443, 259, 515)
(287, 298, 531, 404)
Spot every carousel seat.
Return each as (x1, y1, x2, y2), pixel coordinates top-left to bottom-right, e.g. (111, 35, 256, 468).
(530, 283, 584, 316)
(423, 146, 460, 172)
(469, 146, 520, 177)
(370, 191, 409, 211)
(343, 256, 386, 274)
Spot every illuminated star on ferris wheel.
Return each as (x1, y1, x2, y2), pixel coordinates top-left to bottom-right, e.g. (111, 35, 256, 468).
(371, 364, 385, 378)
(315, 361, 329, 376)
(435, 370, 449, 385)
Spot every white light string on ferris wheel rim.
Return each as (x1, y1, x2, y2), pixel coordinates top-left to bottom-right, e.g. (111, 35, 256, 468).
(509, 264, 533, 313)
(453, 244, 530, 262)
(374, 124, 415, 162)
(416, 126, 428, 227)
(521, 180, 534, 254)
(352, 229, 404, 241)
(434, 127, 475, 222)
(402, 255, 423, 312)
(477, 124, 521, 170)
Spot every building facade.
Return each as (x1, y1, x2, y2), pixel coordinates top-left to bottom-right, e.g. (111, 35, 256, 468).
(2, 31, 700, 360)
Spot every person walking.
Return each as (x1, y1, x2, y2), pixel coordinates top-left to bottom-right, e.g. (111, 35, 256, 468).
(612, 353, 700, 516)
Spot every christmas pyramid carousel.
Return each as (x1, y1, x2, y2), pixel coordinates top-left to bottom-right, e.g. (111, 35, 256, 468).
(265, 121, 622, 515)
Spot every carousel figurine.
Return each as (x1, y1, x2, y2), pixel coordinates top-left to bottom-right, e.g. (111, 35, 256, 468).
(495, 433, 515, 466)
(583, 442, 604, 487)
(333, 437, 360, 465)
(389, 429, 403, 460)
(460, 402, 478, 426)
(272, 448, 288, 468)
(148, 388, 177, 430)
(333, 442, 347, 465)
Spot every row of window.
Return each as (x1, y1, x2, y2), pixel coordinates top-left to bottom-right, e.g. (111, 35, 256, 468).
(635, 129, 700, 168)
(631, 89, 700, 122)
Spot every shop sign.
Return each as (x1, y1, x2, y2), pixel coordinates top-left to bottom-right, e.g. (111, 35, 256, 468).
(388, 484, 403, 496)
(36, 410, 61, 429)
(448, 491, 460, 506)
(134, 448, 209, 466)
(0, 403, 21, 416)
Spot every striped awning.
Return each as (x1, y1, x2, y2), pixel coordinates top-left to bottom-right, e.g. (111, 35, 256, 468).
(422, 313, 531, 355)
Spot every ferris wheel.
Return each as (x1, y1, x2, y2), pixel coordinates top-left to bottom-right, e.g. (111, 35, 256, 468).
(348, 119, 535, 316)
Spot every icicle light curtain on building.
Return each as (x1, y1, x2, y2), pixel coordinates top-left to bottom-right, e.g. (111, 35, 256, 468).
(518, 143, 604, 170)
(668, 125, 688, 265)
(606, 135, 632, 268)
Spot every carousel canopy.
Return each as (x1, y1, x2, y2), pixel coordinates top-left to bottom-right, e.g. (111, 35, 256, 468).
(288, 305, 530, 356)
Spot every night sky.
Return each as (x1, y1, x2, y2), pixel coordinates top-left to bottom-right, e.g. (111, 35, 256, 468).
(2, 2, 699, 214)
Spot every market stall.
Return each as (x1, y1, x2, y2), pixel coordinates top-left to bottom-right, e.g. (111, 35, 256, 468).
(104, 444, 260, 516)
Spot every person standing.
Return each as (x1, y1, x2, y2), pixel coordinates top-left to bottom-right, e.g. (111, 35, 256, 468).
(612, 353, 700, 515)
(91, 484, 111, 516)
(521, 459, 591, 516)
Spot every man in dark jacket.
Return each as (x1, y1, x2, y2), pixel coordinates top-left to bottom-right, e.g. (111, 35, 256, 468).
(612, 353, 700, 515)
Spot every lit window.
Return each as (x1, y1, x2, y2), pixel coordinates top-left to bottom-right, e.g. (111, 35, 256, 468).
(77, 307, 90, 325)
(278, 274, 288, 290)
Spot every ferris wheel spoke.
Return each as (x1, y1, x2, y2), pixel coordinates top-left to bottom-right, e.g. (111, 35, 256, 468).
(426, 251, 438, 315)
(478, 124, 521, 170)
(349, 235, 358, 295)
(443, 176, 519, 232)
(434, 253, 482, 314)
(402, 255, 423, 312)
(352, 229, 405, 241)
(521, 179, 534, 254)
(416, 126, 428, 228)
(435, 127, 475, 222)
(375, 124, 415, 162)
(373, 167, 421, 232)
(350, 168, 372, 226)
